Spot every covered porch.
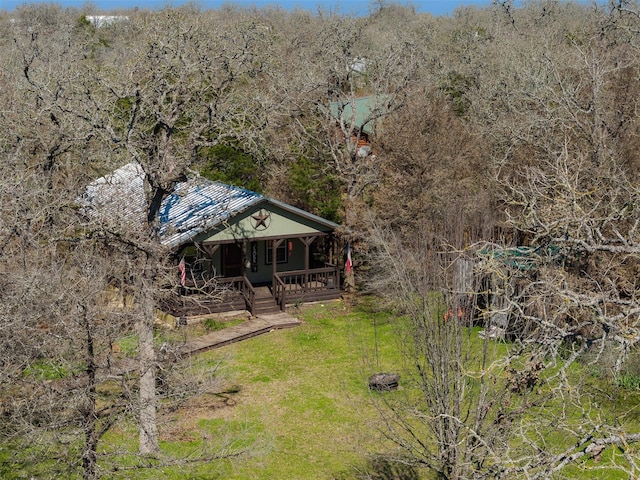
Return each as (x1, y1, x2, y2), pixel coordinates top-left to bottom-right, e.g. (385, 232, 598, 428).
(170, 233, 340, 317)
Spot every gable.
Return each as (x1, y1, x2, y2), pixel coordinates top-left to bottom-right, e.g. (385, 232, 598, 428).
(194, 200, 336, 244)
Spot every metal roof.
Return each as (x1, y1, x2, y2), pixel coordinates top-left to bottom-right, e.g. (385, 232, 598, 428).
(478, 245, 563, 270)
(82, 162, 337, 249)
(329, 95, 389, 135)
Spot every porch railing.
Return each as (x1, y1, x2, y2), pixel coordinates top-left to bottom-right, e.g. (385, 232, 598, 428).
(274, 264, 339, 306)
(179, 264, 338, 314)
(219, 275, 256, 314)
(241, 275, 256, 315)
(274, 274, 287, 311)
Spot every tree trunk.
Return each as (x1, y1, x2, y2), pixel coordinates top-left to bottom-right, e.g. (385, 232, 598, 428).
(82, 310, 99, 480)
(138, 277, 159, 455)
(343, 188, 357, 292)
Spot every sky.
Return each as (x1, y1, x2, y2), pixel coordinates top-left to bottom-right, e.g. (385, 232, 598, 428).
(0, 0, 496, 16)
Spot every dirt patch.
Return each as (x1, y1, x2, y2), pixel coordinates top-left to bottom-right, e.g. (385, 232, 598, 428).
(159, 384, 244, 441)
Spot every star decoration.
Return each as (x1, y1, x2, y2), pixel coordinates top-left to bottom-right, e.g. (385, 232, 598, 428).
(251, 209, 271, 230)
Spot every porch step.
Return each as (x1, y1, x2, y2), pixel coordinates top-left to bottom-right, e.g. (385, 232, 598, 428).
(252, 294, 281, 315)
(252, 286, 280, 314)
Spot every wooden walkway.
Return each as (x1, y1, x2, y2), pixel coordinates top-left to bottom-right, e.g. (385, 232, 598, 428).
(178, 312, 302, 357)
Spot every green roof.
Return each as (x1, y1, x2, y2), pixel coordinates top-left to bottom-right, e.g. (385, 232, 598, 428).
(479, 245, 563, 270)
(329, 95, 388, 135)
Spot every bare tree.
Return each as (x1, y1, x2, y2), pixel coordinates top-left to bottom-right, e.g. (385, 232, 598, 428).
(361, 5, 640, 474)
(88, 7, 271, 455)
(1, 4, 269, 472)
(0, 8, 138, 479)
(365, 212, 640, 478)
(259, 8, 420, 289)
(365, 220, 513, 479)
(487, 1, 640, 374)
(372, 90, 495, 243)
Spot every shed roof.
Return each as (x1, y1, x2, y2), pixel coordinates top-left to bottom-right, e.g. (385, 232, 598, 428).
(478, 245, 563, 270)
(82, 162, 338, 249)
(329, 95, 389, 135)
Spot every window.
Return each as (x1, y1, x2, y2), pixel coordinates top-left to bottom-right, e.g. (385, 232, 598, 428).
(266, 241, 288, 264)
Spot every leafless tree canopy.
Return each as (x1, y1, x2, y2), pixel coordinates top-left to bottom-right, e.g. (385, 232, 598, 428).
(3, 1, 640, 478)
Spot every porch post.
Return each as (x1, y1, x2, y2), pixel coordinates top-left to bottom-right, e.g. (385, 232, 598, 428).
(242, 240, 248, 277)
(202, 243, 219, 282)
(302, 236, 316, 290)
(272, 239, 284, 293)
(328, 235, 338, 288)
(304, 238, 310, 289)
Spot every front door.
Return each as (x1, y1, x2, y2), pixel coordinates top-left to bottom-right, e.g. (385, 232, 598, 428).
(222, 243, 244, 277)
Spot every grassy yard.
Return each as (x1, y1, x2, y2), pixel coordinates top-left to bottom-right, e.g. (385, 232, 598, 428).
(138, 298, 640, 480)
(104, 297, 409, 479)
(194, 300, 402, 479)
(5, 297, 640, 479)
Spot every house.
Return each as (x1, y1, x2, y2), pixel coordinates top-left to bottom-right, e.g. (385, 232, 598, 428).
(83, 162, 341, 317)
(329, 95, 389, 158)
(85, 16, 130, 28)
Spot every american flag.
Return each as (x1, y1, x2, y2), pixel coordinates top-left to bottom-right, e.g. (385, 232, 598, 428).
(178, 258, 186, 287)
(345, 242, 353, 274)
